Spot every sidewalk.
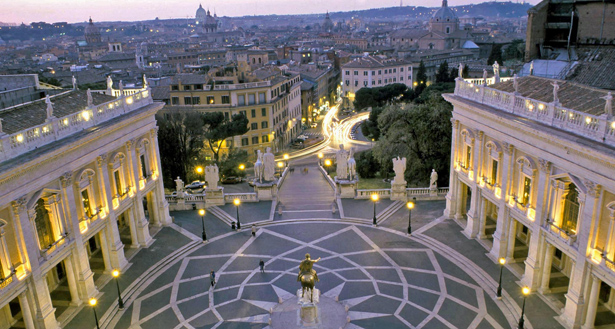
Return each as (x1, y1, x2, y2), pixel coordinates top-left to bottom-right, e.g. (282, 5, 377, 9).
(64, 227, 193, 329)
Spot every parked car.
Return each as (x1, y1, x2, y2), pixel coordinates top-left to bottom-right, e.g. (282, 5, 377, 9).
(297, 135, 309, 141)
(221, 176, 242, 184)
(310, 122, 318, 128)
(185, 180, 205, 190)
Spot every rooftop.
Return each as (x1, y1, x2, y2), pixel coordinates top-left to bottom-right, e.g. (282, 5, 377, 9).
(342, 56, 410, 69)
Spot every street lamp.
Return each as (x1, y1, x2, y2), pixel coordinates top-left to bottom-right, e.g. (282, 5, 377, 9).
(277, 161, 284, 175)
(89, 298, 100, 329)
(324, 159, 332, 174)
(371, 194, 379, 226)
(198, 209, 207, 242)
(406, 197, 415, 235)
(111, 269, 125, 310)
(283, 153, 289, 167)
(238, 164, 245, 171)
(234, 199, 241, 230)
(496, 258, 506, 299)
(196, 166, 204, 181)
(318, 152, 324, 166)
(518, 286, 530, 329)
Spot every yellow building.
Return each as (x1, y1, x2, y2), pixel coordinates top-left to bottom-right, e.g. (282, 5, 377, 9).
(162, 72, 302, 157)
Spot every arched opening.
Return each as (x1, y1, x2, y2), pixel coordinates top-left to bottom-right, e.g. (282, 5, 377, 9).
(34, 199, 54, 250)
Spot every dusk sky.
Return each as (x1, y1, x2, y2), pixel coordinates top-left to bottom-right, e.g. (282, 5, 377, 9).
(1, 0, 537, 24)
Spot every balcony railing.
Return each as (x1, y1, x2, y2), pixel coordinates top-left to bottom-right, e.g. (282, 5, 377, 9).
(40, 233, 69, 259)
(545, 219, 577, 246)
(454, 79, 615, 146)
(0, 270, 16, 291)
(0, 89, 154, 162)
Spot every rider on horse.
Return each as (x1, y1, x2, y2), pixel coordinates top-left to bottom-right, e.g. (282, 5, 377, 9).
(297, 253, 321, 282)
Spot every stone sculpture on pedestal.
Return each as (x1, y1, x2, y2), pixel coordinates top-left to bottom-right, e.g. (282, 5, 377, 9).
(347, 148, 356, 180)
(335, 144, 349, 180)
(263, 147, 276, 181)
(392, 156, 407, 185)
(254, 150, 264, 183)
(430, 169, 438, 189)
(205, 164, 219, 190)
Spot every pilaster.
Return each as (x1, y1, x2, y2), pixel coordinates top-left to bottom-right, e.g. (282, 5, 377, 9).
(490, 143, 514, 261)
(444, 119, 459, 218)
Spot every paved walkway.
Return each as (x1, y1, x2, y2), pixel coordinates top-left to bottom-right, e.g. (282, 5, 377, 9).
(276, 163, 337, 219)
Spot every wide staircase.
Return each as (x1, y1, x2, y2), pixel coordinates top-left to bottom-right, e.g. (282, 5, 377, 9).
(276, 163, 337, 219)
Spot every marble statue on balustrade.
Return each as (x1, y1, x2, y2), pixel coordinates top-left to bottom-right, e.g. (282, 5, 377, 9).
(254, 150, 264, 183)
(107, 75, 113, 90)
(458, 63, 463, 79)
(551, 81, 560, 104)
(335, 144, 349, 180)
(392, 156, 407, 185)
(493, 61, 500, 83)
(263, 147, 276, 181)
(347, 148, 357, 181)
(87, 89, 93, 107)
(119, 80, 124, 97)
(602, 92, 613, 117)
(482, 69, 488, 86)
(45, 95, 54, 120)
(72, 75, 77, 90)
(174, 177, 185, 198)
(205, 164, 219, 190)
(430, 169, 438, 189)
(530, 61, 534, 75)
(143, 74, 149, 89)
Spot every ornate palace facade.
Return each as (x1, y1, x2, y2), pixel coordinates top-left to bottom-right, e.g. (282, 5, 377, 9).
(444, 75, 615, 328)
(0, 86, 170, 328)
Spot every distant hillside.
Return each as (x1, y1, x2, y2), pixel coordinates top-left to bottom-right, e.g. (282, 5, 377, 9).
(328, 1, 532, 20)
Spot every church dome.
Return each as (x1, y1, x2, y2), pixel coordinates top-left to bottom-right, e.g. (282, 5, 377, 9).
(196, 4, 207, 23)
(323, 12, 334, 32)
(84, 18, 101, 44)
(432, 0, 457, 21)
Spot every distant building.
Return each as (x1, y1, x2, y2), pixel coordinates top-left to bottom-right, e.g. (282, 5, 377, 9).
(417, 0, 473, 50)
(84, 18, 101, 45)
(322, 12, 334, 33)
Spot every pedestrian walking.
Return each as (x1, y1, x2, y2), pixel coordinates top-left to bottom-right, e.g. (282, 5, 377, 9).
(259, 259, 265, 273)
(251, 224, 256, 237)
(210, 270, 216, 286)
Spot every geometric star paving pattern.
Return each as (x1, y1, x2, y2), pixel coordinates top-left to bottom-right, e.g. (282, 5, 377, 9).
(109, 222, 512, 329)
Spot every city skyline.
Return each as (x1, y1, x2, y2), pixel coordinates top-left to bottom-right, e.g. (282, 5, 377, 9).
(1, 0, 536, 24)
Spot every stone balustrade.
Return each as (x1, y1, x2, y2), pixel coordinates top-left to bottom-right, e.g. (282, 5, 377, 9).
(463, 77, 513, 86)
(455, 79, 615, 146)
(0, 89, 153, 162)
(224, 193, 258, 203)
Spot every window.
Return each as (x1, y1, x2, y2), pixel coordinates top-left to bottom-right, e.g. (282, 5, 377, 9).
(345, 70, 350, 75)
(353, 71, 358, 75)
(378, 70, 381, 75)
(221, 95, 230, 104)
(261, 121, 268, 128)
(465, 145, 472, 168)
(251, 123, 258, 130)
(171, 97, 179, 105)
(354, 81, 358, 87)
(372, 81, 375, 85)
(384, 79, 387, 84)
(192, 97, 200, 105)
(378, 80, 381, 84)
(363, 71, 368, 76)
(259, 92, 266, 103)
(184, 97, 192, 105)
(224, 112, 229, 120)
(345, 80, 350, 86)
(446, 27, 450, 34)
(183, 85, 191, 91)
(171, 85, 178, 91)
(114, 170, 123, 196)
(238, 95, 245, 106)
(262, 108, 267, 116)
(364, 81, 368, 86)
(562, 184, 579, 233)
(372, 71, 375, 75)
(241, 138, 249, 146)
(140, 154, 148, 179)
(240, 110, 247, 117)
(252, 136, 259, 144)
(206, 96, 214, 104)
(262, 135, 269, 143)
(400, 67, 404, 72)
(400, 77, 404, 81)
(248, 94, 256, 105)
(194, 84, 203, 90)
(82, 189, 93, 218)
(521, 177, 531, 205)
(393, 68, 397, 73)
(34, 199, 54, 249)
(490, 159, 498, 185)
(251, 109, 256, 118)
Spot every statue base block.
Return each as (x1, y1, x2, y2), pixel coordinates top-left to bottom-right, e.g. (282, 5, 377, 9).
(429, 187, 438, 197)
(297, 288, 319, 327)
(205, 188, 224, 206)
(391, 183, 406, 201)
(254, 181, 278, 201)
(270, 291, 346, 329)
(335, 178, 357, 199)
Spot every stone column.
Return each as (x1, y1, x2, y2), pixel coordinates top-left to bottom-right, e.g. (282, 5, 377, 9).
(582, 274, 601, 329)
(60, 173, 99, 302)
(539, 244, 554, 293)
(561, 181, 601, 328)
(62, 256, 82, 306)
(0, 223, 13, 276)
(605, 209, 615, 261)
(444, 119, 460, 218)
(506, 218, 517, 262)
(126, 141, 153, 247)
(490, 143, 514, 261)
(522, 159, 551, 290)
(149, 128, 172, 226)
(477, 200, 488, 239)
(464, 131, 483, 238)
(30, 275, 60, 329)
(96, 155, 128, 271)
(18, 292, 36, 329)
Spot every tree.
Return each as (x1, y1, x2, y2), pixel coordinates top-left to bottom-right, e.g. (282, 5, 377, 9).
(414, 60, 428, 96)
(219, 149, 249, 178)
(202, 112, 249, 164)
(435, 61, 450, 83)
(156, 111, 205, 187)
(372, 95, 452, 187)
(356, 149, 380, 179)
(353, 83, 409, 110)
(503, 39, 525, 61)
(353, 88, 376, 110)
(487, 43, 504, 66)
(360, 106, 384, 140)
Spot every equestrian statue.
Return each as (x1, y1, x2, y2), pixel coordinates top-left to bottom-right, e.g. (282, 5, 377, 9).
(297, 253, 320, 302)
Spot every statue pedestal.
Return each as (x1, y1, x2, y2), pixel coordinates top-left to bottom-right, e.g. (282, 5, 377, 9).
(430, 187, 438, 197)
(297, 289, 320, 327)
(254, 181, 278, 201)
(391, 182, 406, 201)
(335, 177, 357, 199)
(205, 187, 224, 206)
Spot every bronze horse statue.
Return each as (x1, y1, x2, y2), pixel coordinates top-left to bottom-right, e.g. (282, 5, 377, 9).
(298, 253, 320, 303)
